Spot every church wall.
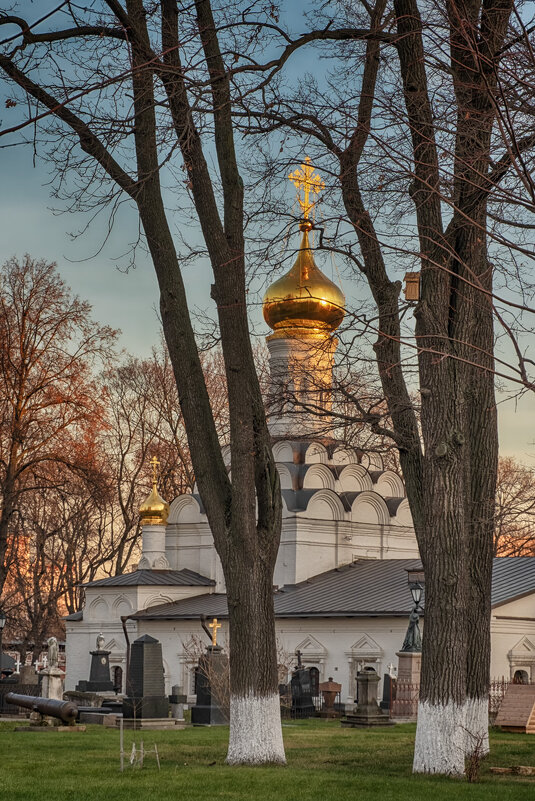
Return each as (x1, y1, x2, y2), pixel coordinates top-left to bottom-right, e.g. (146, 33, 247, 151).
(64, 615, 137, 692)
(490, 598, 535, 680)
(274, 515, 420, 587)
(275, 618, 408, 704)
(132, 615, 410, 705)
(64, 581, 214, 692)
(65, 590, 535, 700)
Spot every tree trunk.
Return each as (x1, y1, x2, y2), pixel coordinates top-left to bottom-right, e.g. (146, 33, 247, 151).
(225, 543, 285, 764)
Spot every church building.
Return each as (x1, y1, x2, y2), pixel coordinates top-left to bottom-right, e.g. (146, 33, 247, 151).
(65, 161, 535, 705)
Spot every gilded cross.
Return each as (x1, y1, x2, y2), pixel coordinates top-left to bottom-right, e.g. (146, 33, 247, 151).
(150, 455, 160, 486)
(208, 617, 222, 647)
(288, 157, 325, 220)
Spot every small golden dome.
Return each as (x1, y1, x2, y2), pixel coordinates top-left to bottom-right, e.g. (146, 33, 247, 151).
(139, 457, 169, 526)
(263, 222, 345, 334)
(139, 484, 169, 526)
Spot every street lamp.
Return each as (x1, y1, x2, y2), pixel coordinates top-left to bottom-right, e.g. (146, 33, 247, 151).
(0, 609, 6, 677)
(409, 581, 423, 607)
(401, 567, 424, 653)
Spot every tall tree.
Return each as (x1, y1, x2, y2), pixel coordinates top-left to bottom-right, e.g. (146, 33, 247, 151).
(245, 0, 533, 773)
(2, 0, 534, 774)
(0, 256, 115, 597)
(0, 4, 284, 764)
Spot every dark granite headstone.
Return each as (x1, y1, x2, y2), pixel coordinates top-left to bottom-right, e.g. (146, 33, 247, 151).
(380, 673, 394, 711)
(76, 649, 114, 692)
(291, 668, 315, 718)
(191, 646, 229, 725)
(123, 634, 169, 719)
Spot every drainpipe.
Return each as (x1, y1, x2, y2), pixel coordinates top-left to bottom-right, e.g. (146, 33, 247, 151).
(121, 616, 131, 693)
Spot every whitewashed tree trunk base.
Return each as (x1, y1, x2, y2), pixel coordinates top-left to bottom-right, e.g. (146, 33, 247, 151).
(226, 693, 286, 765)
(464, 696, 489, 756)
(413, 700, 467, 775)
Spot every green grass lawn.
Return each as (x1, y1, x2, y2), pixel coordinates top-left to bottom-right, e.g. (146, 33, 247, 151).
(1, 719, 533, 801)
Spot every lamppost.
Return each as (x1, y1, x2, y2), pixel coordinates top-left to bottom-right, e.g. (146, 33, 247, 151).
(401, 568, 424, 653)
(0, 609, 6, 678)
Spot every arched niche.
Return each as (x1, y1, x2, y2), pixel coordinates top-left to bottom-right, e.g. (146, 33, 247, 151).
(393, 498, 413, 526)
(302, 463, 336, 491)
(276, 463, 294, 490)
(351, 491, 390, 525)
(360, 451, 384, 471)
(144, 594, 173, 610)
(373, 470, 405, 498)
(304, 488, 345, 521)
(304, 442, 327, 464)
(331, 447, 359, 466)
(88, 597, 109, 620)
(273, 441, 296, 463)
(112, 595, 133, 618)
(338, 464, 373, 493)
(168, 494, 203, 525)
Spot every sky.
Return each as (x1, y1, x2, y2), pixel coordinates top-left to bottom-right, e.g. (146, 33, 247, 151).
(1, 2, 534, 465)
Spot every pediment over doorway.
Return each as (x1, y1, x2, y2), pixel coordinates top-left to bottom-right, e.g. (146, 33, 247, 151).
(347, 634, 384, 660)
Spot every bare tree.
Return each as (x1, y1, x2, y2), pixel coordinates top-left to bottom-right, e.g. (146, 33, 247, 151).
(236, 0, 535, 774)
(0, 4, 284, 764)
(0, 255, 116, 597)
(3, 0, 535, 773)
(495, 457, 535, 555)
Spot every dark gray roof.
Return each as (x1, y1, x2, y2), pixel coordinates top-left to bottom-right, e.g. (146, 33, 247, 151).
(64, 610, 83, 621)
(491, 557, 535, 607)
(273, 559, 423, 617)
(82, 568, 214, 589)
(131, 593, 229, 620)
(130, 557, 535, 622)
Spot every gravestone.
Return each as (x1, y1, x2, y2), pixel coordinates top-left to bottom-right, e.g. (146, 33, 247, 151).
(40, 636, 64, 702)
(319, 677, 341, 717)
(170, 684, 186, 722)
(191, 646, 229, 725)
(19, 664, 39, 685)
(342, 667, 394, 727)
(291, 668, 315, 719)
(76, 633, 114, 693)
(123, 634, 169, 720)
(380, 673, 394, 711)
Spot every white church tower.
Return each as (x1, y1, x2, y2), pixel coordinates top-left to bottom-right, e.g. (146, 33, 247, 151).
(262, 158, 345, 438)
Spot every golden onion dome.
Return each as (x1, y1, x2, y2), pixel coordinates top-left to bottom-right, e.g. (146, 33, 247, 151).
(263, 221, 345, 334)
(139, 484, 169, 526)
(139, 457, 169, 526)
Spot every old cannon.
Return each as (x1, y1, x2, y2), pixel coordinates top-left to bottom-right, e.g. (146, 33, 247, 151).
(5, 692, 78, 725)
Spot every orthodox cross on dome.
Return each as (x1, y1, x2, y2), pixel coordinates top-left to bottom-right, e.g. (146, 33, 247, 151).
(288, 157, 325, 221)
(208, 618, 221, 647)
(150, 455, 160, 487)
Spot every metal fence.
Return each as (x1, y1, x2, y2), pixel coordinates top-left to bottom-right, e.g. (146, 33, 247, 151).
(0, 682, 41, 716)
(387, 676, 534, 721)
(280, 692, 343, 719)
(389, 680, 419, 719)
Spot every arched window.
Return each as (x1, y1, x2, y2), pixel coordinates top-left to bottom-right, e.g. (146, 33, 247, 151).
(113, 665, 123, 693)
(513, 669, 529, 684)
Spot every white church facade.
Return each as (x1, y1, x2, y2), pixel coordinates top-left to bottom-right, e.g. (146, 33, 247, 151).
(65, 160, 535, 705)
